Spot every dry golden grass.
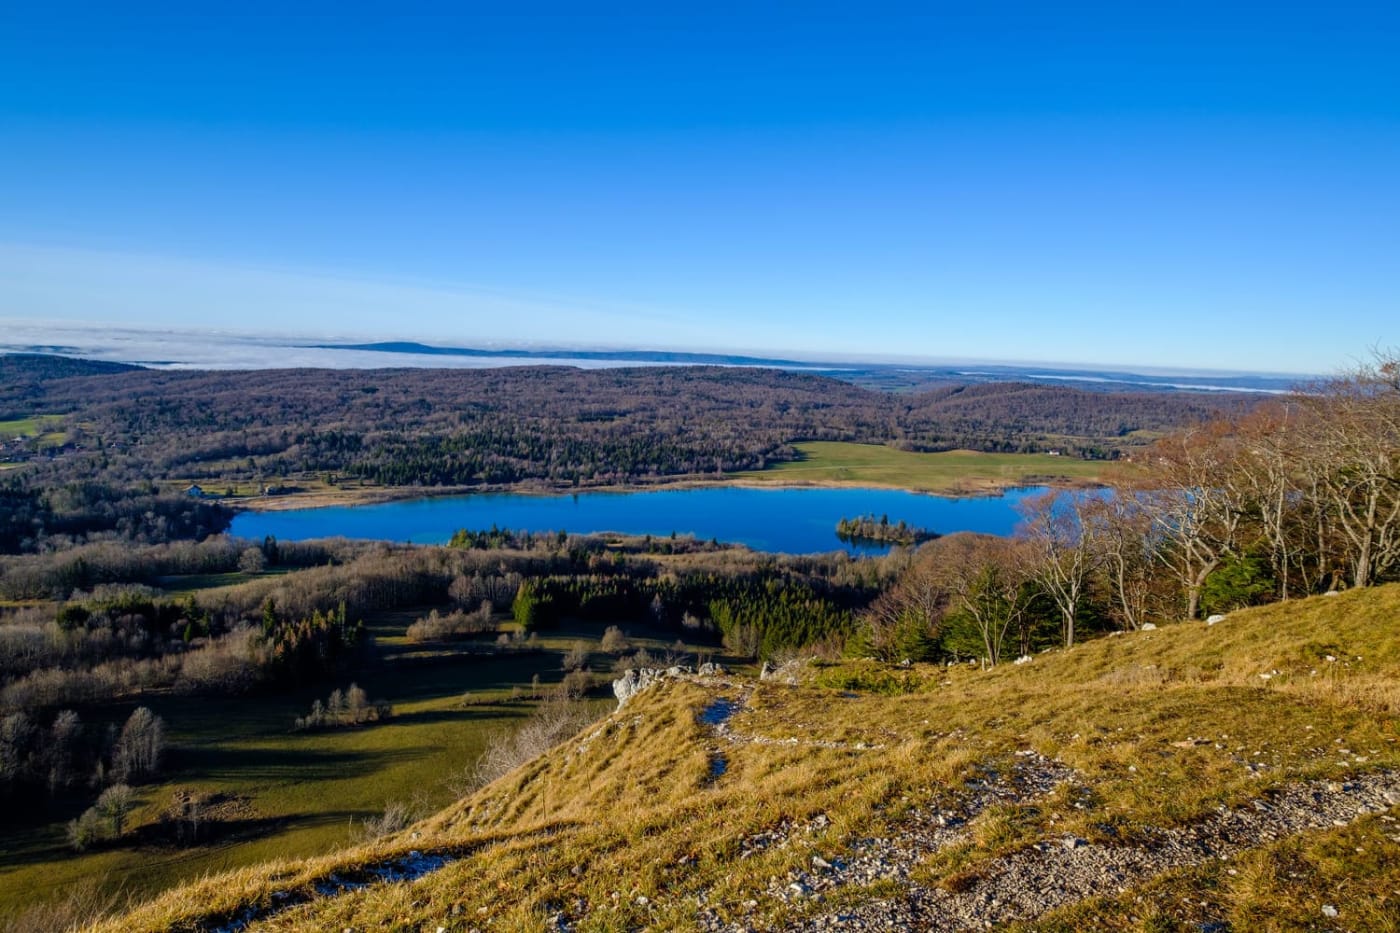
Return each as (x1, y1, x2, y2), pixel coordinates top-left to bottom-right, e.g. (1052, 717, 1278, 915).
(87, 585, 1400, 932)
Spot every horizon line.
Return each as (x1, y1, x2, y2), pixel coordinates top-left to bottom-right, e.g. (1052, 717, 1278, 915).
(0, 317, 1325, 381)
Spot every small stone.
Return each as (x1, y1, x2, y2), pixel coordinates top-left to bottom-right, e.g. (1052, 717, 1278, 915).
(812, 855, 833, 870)
(1141, 623, 1157, 631)
(1322, 904, 1339, 918)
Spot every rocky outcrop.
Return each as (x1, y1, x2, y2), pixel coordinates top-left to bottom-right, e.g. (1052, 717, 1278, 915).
(612, 663, 726, 707)
(759, 659, 806, 685)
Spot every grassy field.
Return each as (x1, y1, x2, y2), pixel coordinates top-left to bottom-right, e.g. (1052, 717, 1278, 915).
(95, 584, 1400, 932)
(165, 475, 423, 512)
(0, 414, 68, 448)
(0, 592, 711, 920)
(738, 441, 1111, 493)
(0, 415, 63, 438)
(0, 414, 70, 451)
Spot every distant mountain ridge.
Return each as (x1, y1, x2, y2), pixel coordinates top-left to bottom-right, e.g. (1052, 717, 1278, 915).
(308, 341, 1304, 394)
(0, 335, 1307, 395)
(305, 341, 819, 369)
(0, 352, 144, 380)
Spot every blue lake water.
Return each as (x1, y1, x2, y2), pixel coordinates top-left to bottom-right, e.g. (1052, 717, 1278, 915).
(229, 485, 1051, 555)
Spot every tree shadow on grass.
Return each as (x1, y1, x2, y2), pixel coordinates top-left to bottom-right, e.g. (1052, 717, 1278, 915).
(169, 744, 432, 784)
(373, 706, 534, 728)
(0, 809, 367, 874)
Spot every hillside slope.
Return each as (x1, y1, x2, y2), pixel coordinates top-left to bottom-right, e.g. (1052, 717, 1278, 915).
(92, 587, 1400, 932)
(1, 362, 1239, 493)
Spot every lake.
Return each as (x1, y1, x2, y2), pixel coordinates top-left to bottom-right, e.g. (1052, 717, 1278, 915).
(229, 485, 1052, 555)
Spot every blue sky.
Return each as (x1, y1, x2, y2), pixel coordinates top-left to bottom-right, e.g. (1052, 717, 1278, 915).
(1, 2, 1396, 373)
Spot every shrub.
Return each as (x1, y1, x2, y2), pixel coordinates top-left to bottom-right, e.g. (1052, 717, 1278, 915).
(66, 808, 105, 852)
(405, 603, 494, 642)
(556, 669, 594, 700)
(358, 800, 413, 841)
(813, 665, 925, 696)
(599, 625, 629, 653)
(237, 547, 266, 574)
(561, 641, 590, 672)
(464, 701, 597, 790)
(293, 683, 392, 730)
(93, 783, 135, 836)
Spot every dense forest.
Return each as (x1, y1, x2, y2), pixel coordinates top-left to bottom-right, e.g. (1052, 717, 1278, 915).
(0, 356, 1246, 554)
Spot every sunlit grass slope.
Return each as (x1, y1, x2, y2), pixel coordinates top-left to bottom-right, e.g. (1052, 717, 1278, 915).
(94, 586, 1400, 932)
(739, 441, 1109, 493)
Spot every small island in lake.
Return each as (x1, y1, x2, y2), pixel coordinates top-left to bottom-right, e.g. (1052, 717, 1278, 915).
(836, 514, 939, 546)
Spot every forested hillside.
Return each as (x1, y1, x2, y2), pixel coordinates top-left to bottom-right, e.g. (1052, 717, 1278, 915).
(1, 354, 1239, 495)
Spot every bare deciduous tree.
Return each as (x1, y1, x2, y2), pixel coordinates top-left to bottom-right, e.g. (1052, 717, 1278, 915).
(855, 544, 952, 660)
(1140, 424, 1249, 619)
(1019, 491, 1098, 647)
(1081, 491, 1159, 631)
(1294, 354, 1400, 589)
(924, 534, 1035, 666)
(112, 707, 164, 783)
(237, 547, 266, 575)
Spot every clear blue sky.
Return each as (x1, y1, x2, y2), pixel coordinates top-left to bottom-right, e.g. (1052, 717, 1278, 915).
(1, 1, 1396, 373)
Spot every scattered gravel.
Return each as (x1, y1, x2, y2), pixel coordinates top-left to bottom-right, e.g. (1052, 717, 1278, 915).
(696, 752, 1077, 931)
(202, 678, 1400, 932)
(764, 769, 1400, 931)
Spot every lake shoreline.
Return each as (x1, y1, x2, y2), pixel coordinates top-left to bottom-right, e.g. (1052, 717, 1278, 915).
(228, 484, 1075, 555)
(225, 472, 1104, 514)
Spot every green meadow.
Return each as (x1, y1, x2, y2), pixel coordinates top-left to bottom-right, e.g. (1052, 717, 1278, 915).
(738, 441, 1109, 493)
(0, 414, 69, 448)
(0, 595, 693, 917)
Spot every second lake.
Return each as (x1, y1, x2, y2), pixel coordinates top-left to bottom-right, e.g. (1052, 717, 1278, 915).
(229, 485, 1054, 555)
